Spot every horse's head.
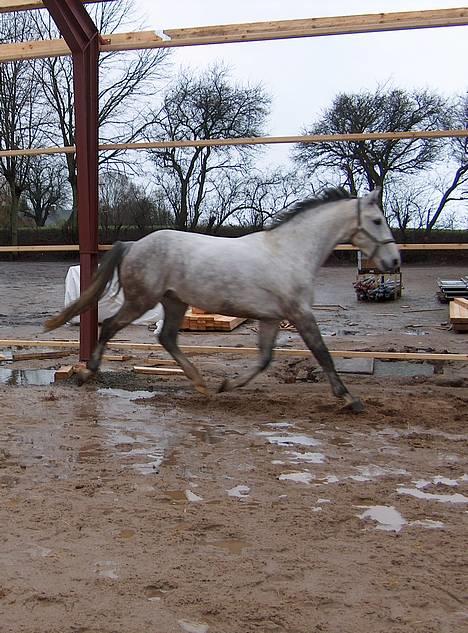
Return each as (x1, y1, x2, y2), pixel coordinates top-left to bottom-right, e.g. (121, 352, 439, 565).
(350, 189, 400, 272)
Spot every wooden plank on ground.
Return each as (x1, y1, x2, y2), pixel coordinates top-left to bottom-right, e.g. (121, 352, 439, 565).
(142, 358, 179, 367)
(102, 354, 132, 362)
(12, 349, 74, 361)
(450, 297, 468, 331)
(1, 340, 468, 361)
(133, 366, 184, 376)
(54, 365, 75, 381)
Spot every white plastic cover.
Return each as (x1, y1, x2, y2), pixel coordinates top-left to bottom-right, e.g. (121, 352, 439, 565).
(64, 265, 164, 326)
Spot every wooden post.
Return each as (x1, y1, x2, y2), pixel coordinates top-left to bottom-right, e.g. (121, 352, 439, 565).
(43, 0, 100, 362)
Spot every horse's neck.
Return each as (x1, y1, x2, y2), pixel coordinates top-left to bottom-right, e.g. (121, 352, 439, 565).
(274, 201, 355, 270)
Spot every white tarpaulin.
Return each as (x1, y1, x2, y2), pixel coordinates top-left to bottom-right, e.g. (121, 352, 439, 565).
(64, 265, 164, 326)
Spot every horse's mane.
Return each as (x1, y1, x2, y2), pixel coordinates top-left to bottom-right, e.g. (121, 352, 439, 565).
(265, 187, 353, 231)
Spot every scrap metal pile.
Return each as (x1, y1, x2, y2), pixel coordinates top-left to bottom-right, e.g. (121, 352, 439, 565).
(353, 275, 401, 301)
(437, 277, 468, 303)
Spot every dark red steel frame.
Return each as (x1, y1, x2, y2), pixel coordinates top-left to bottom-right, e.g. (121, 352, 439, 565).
(43, 0, 99, 361)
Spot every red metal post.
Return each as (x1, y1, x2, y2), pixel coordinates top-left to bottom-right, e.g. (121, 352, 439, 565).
(43, 0, 99, 361)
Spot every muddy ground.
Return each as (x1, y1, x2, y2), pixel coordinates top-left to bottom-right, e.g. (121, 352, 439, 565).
(0, 262, 467, 633)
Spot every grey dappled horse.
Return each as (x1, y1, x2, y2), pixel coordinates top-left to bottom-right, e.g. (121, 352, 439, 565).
(45, 188, 400, 412)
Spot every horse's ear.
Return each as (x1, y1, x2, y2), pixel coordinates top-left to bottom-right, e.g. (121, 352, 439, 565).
(365, 187, 381, 202)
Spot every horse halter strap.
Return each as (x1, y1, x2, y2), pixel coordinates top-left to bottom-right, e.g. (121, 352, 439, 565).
(350, 198, 395, 260)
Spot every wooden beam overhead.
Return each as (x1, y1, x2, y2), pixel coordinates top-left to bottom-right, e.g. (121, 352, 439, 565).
(0, 7, 467, 62)
(0, 243, 466, 255)
(0, 128, 467, 160)
(0, 0, 113, 12)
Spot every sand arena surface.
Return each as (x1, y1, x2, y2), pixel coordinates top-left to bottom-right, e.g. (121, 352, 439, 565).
(0, 262, 467, 632)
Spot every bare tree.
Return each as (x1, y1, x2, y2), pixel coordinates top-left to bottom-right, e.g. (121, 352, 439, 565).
(424, 92, 468, 234)
(30, 0, 170, 234)
(294, 86, 446, 205)
(0, 13, 47, 245)
(99, 170, 171, 241)
(146, 65, 270, 231)
(22, 156, 68, 227)
(218, 167, 312, 231)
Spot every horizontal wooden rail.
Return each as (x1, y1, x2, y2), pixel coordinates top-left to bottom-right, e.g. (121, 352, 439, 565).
(0, 8, 467, 62)
(0, 0, 112, 12)
(0, 243, 467, 254)
(0, 339, 467, 362)
(0, 129, 467, 159)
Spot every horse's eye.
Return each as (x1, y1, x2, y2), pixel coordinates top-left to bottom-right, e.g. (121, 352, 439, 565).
(373, 218, 382, 226)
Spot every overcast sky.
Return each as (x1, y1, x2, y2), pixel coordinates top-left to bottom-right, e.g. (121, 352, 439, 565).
(133, 1, 468, 166)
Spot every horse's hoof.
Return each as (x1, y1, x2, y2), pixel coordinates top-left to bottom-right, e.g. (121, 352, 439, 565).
(76, 368, 93, 385)
(194, 384, 209, 397)
(342, 398, 365, 413)
(217, 379, 230, 393)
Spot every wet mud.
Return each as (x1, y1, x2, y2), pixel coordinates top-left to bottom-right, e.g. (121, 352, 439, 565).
(0, 374, 467, 633)
(0, 263, 467, 632)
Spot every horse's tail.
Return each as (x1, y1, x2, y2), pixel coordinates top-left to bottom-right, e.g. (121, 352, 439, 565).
(44, 241, 129, 332)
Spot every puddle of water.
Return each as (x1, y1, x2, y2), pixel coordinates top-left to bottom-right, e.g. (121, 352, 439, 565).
(26, 545, 53, 558)
(227, 485, 250, 498)
(357, 505, 407, 532)
(188, 427, 223, 445)
(351, 465, 408, 481)
(279, 471, 314, 484)
(145, 585, 171, 602)
(97, 389, 177, 475)
(415, 476, 460, 489)
(262, 434, 321, 447)
(178, 619, 209, 633)
(95, 560, 118, 579)
(316, 474, 340, 484)
(410, 519, 445, 529)
(185, 490, 203, 502)
(0, 368, 55, 386)
(387, 426, 468, 442)
(97, 387, 156, 400)
(288, 451, 326, 464)
(265, 422, 294, 429)
(397, 487, 468, 504)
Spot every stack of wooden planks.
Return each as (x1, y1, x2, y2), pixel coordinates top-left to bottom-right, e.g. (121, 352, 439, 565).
(450, 297, 468, 332)
(181, 307, 246, 332)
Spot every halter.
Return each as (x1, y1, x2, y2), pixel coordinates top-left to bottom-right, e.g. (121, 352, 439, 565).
(349, 198, 396, 261)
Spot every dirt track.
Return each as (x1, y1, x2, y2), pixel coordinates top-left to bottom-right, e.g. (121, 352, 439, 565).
(0, 262, 467, 633)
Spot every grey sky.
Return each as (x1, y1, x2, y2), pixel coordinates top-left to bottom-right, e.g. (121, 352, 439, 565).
(134, 1, 467, 167)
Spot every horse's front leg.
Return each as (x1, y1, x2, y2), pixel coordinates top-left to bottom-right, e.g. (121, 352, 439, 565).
(218, 319, 280, 392)
(293, 309, 364, 412)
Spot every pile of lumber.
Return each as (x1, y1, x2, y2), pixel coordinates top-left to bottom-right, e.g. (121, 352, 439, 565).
(450, 297, 468, 332)
(181, 307, 246, 332)
(438, 277, 468, 302)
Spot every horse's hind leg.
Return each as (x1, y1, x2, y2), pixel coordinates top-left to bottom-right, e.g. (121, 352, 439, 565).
(293, 310, 364, 412)
(159, 296, 208, 396)
(79, 300, 149, 383)
(218, 319, 280, 393)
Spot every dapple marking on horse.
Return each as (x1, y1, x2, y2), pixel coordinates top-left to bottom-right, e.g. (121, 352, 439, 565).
(45, 188, 400, 412)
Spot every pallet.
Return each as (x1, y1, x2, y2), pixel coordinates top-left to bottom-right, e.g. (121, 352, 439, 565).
(181, 308, 246, 332)
(450, 297, 468, 332)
